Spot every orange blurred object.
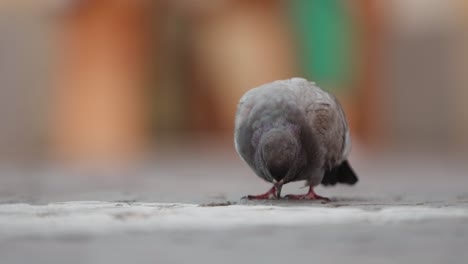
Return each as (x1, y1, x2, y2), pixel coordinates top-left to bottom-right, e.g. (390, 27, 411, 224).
(52, 0, 154, 162)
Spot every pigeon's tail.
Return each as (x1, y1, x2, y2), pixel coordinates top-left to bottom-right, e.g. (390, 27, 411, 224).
(321, 160, 358, 186)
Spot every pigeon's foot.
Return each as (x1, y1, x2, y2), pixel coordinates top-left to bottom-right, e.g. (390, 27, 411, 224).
(243, 186, 279, 200)
(284, 186, 330, 202)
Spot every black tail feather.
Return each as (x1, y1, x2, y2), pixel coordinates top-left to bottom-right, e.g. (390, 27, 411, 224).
(321, 160, 358, 186)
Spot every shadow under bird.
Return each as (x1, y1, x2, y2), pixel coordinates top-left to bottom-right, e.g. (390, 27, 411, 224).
(234, 77, 358, 200)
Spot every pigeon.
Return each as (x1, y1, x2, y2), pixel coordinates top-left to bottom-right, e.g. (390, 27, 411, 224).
(234, 77, 358, 200)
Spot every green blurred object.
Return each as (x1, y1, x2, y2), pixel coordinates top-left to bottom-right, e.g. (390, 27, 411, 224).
(289, 0, 356, 92)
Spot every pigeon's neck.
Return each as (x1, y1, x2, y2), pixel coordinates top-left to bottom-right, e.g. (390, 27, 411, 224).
(257, 129, 299, 182)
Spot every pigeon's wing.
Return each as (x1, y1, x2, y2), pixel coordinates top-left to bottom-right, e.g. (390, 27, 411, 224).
(285, 78, 349, 169)
(283, 78, 357, 185)
(333, 95, 352, 159)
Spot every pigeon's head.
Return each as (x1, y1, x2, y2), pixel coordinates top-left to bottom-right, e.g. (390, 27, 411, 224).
(257, 128, 300, 186)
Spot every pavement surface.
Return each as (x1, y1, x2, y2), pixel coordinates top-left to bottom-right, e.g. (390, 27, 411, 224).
(0, 146, 468, 264)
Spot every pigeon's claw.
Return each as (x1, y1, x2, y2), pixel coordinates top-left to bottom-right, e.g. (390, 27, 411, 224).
(284, 186, 330, 202)
(243, 186, 279, 200)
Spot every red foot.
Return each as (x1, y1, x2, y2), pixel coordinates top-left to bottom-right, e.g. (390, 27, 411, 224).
(284, 186, 330, 202)
(243, 186, 278, 200)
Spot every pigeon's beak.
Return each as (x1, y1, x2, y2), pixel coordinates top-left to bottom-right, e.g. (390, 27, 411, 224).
(274, 180, 283, 199)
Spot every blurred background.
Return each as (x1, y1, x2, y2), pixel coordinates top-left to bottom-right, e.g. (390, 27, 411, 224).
(0, 0, 467, 175)
(3, 2, 468, 263)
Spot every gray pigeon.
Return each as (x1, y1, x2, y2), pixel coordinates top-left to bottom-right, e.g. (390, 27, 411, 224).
(234, 77, 358, 200)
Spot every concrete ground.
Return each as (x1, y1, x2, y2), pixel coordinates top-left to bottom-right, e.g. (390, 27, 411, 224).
(0, 146, 467, 264)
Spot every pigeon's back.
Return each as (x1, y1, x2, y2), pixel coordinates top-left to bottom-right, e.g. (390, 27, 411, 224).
(235, 78, 351, 179)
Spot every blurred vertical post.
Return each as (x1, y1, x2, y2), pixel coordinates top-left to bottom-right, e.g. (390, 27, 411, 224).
(53, 0, 153, 163)
(188, 0, 298, 135)
(288, 0, 382, 145)
(357, 0, 381, 146)
(456, 0, 468, 151)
